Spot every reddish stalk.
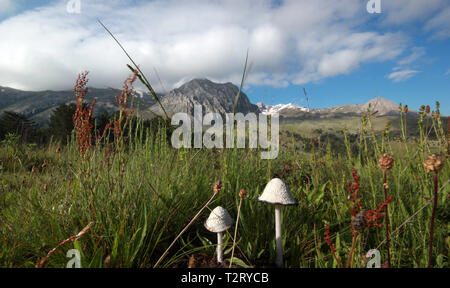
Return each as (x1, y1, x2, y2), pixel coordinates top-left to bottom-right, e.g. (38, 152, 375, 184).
(37, 222, 94, 268)
(428, 172, 438, 268)
(73, 71, 96, 155)
(423, 154, 444, 267)
(324, 223, 341, 267)
(383, 170, 391, 267)
(230, 189, 246, 268)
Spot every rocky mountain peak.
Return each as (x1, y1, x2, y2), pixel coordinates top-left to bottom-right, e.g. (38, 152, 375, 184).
(150, 78, 259, 116)
(361, 97, 399, 114)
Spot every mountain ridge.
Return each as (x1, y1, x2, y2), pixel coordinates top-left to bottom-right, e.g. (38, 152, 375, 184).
(0, 80, 422, 125)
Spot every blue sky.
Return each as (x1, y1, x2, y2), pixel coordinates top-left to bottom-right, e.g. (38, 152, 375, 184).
(0, 0, 449, 114)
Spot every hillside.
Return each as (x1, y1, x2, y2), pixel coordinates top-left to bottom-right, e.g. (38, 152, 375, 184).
(149, 78, 259, 116)
(0, 78, 259, 125)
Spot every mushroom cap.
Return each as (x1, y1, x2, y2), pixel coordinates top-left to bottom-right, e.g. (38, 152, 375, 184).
(258, 178, 298, 205)
(204, 206, 233, 233)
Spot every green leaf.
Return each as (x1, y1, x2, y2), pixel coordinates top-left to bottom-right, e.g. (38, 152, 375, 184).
(130, 203, 148, 264)
(233, 50, 249, 116)
(226, 257, 253, 268)
(111, 231, 120, 264)
(89, 248, 103, 268)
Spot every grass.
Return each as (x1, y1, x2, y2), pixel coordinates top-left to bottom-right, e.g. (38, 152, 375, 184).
(0, 105, 448, 268)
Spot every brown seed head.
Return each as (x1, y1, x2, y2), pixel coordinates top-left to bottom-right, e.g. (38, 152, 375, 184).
(351, 209, 367, 233)
(403, 105, 408, 114)
(239, 189, 247, 198)
(378, 153, 394, 170)
(213, 181, 222, 194)
(423, 154, 444, 173)
(425, 105, 431, 114)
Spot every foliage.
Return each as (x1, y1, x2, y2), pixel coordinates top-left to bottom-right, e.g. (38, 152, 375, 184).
(48, 103, 77, 145)
(0, 99, 448, 268)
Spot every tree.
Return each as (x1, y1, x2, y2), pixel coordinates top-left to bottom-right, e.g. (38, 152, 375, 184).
(0, 111, 40, 143)
(47, 103, 76, 144)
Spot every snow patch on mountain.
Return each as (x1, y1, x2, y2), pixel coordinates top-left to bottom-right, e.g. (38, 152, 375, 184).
(257, 102, 310, 115)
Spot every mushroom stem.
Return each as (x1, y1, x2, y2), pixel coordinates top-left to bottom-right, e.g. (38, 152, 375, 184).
(217, 232, 223, 264)
(275, 204, 283, 267)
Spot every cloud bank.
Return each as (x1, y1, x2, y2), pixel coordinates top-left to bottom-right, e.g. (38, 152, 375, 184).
(0, 0, 448, 91)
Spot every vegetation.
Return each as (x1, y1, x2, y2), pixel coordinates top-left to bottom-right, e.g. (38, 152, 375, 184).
(0, 82, 448, 267)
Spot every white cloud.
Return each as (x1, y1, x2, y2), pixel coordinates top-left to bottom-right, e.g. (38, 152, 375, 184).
(387, 46, 425, 83)
(445, 69, 450, 76)
(0, 0, 418, 92)
(387, 69, 421, 82)
(381, 0, 445, 25)
(397, 47, 425, 66)
(424, 6, 450, 39)
(381, 0, 450, 39)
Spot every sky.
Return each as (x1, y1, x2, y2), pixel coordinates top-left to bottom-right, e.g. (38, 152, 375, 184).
(0, 0, 449, 114)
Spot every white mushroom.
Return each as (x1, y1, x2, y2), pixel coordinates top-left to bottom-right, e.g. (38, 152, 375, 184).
(205, 206, 233, 264)
(258, 178, 298, 267)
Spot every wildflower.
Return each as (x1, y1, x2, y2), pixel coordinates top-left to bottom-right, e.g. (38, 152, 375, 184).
(324, 223, 341, 267)
(423, 154, 444, 173)
(348, 168, 363, 216)
(378, 153, 394, 170)
(424, 154, 445, 267)
(106, 69, 139, 142)
(365, 196, 392, 229)
(378, 154, 394, 267)
(213, 181, 222, 194)
(426, 105, 431, 114)
(73, 71, 96, 155)
(239, 189, 247, 198)
(403, 105, 408, 114)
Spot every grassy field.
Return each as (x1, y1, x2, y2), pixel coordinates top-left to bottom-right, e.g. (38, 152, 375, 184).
(0, 101, 448, 268)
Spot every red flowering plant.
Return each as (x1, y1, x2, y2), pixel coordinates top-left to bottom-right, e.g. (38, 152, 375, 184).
(73, 71, 96, 155)
(324, 168, 392, 268)
(324, 223, 342, 267)
(347, 168, 391, 235)
(102, 69, 138, 144)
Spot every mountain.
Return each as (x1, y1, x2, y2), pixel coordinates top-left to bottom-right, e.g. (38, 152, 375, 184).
(149, 78, 259, 116)
(314, 97, 403, 116)
(257, 102, 310, 115)
(0, 79, 258, 124)
(256, 97, 416, 119)
(1, 79, 421, 127)
(0, 86, 157, 125)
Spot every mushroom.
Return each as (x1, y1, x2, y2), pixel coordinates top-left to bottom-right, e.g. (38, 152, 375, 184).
(258, 178, 298, 267)
(205, 206, 233, 264)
